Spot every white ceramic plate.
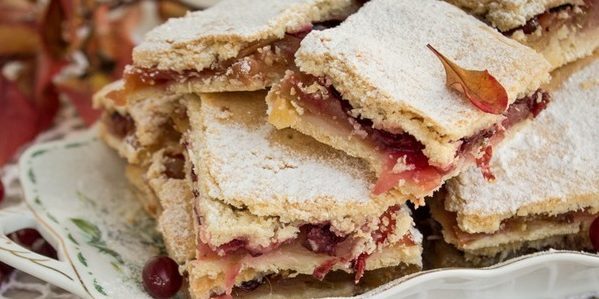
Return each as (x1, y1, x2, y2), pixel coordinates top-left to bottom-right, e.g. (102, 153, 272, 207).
(1, 128, 598, 299)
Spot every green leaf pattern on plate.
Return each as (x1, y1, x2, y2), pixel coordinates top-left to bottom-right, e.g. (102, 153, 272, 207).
(71, 218, 124, 265)
(78, 252, 88, 267)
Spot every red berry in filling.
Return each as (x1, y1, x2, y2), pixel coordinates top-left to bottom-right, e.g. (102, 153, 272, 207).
(142, 256, 182, 299)
(590, 216, 599, 252)
(163, 153, 185, 179)
(108, 112, 135, 138)
(302, 224, 345, 256)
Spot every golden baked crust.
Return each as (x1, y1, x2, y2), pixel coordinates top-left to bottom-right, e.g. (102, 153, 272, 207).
(145, 148, 197, 264)
(186, 240, 422, 299)
(430, 199, 595, 255)
(509, 13, 599, 70)
(427, 230, 592, 268)
(94, 81, 185, 164)
(446, 0, 582, 31)
(445, 56, 599, 234)
(131, 0, 360, 93)
(293, 0, 550, 167)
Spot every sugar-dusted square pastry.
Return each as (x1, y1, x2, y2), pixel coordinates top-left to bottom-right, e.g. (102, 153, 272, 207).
(431, 55, 599, 261)
(185, 91, 422, 298)
(113, 0, 361, 98)
(267, 0, 552, 202)
(446, 0, 599, 69)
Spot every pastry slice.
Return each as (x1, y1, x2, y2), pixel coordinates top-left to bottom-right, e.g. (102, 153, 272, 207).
(266, 0, 552, 202)
(108, 0, 361, 103)
(446, 0, 599, 69)
(94, 82, 197, 262)
(185, 91, 422, 298)
(125, 147, 197, 264)
(430, 55, 599, 263)
(93, 80, 190, 165)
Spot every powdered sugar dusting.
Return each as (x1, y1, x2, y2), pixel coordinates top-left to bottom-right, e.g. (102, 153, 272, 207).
(296, 0, 550, 143)
(446, 58, 599, 217)
(134, 0, 358, 71)
(206, 115, 372, 204)
(192, 93, 378, 206)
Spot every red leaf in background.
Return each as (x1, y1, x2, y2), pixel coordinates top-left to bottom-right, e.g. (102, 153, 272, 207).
(39, 0, 70, 60)
(53, 3, 140, 125)
(91, 4, 138, 78)
(34, 0, 70, 132)
(0, 0, 67, 166)
(55, 74, 109, 125)
(0, 74, 44, 166)
(0, 0, 163, 165)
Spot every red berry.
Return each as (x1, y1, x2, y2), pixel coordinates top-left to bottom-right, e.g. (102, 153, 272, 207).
(10, 228, 42, 248)
(0, 262, 14, 283)
(0, 180, 4, 203)
(9, 229, 57, 259)
(590, 216, 599, 252)
(142, 256, 182, 299)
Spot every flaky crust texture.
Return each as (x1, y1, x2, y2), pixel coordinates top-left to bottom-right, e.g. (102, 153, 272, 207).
(146, 148, 197, 264)
(296, 0, 550, 167)
(264, 88, 465, 200)
(133, 0, 359, 72)
(186, 91, 410, 228)
(446, 0, 583, 31)
(445, 56, 599, 234)
(510, 17, 599, 70)
(186, 240, 422, 299)
(430, 199, 593, 253)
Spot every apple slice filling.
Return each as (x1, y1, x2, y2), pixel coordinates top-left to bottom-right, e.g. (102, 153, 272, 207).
(270, 71, 550, 195)
(195, 204, 414, 286)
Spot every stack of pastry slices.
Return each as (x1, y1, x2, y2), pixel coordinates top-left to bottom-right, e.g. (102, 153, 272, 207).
(93, 0, 599, 298)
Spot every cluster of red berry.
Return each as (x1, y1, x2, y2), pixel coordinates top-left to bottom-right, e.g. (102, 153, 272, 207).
(0, 181, 58, 284)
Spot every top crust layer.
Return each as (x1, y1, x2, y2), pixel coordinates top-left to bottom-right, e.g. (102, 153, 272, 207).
(445, 55, 599, 233)
(133, 0, 359, 72)
(186, 91, 408, 226)
(446, 0, 583, 31)
(295, 0, 551, 166)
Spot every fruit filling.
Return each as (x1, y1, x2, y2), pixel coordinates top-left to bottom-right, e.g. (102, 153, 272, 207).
(195, 204, 414, 284)
(108, 22, 342, 105)
(270, 71, 550, 195)
(104, 111, 135, 138)
(126, 33, 303, 87)
(437, 206, 599, 247)
(504, 0, 598, 37)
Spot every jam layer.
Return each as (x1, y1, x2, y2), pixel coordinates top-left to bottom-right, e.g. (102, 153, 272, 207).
(504, 1, 598, 37)
(129, 33, 302, 87)
(441, 206, 598, 247)
(195, 204, 412, 284)
(270, 71, 550, 195)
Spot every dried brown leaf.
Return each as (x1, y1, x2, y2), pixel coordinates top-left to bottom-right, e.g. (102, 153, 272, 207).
(427, 44, 508, 114)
